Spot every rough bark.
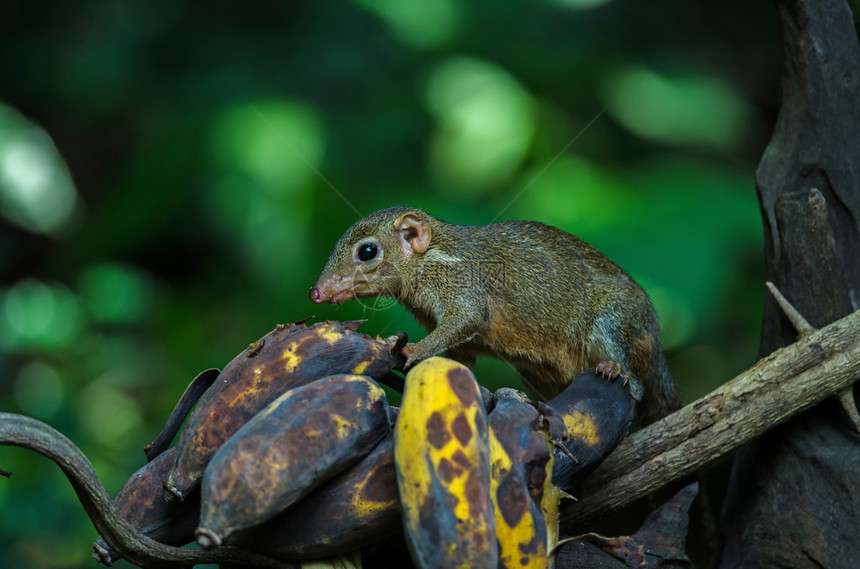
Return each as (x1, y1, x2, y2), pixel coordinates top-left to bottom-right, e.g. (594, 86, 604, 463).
(719, 0, 860, 566)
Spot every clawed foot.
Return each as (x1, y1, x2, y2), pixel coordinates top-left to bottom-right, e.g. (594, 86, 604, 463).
(403, 351, 417, 369)
(385, 332, 409, 354)
(595, 360, 631, 385)
(399, 344, 423, 370)
(384, 333, 415, 371)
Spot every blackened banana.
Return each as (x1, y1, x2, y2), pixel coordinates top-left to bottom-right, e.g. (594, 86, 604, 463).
(228, 431, 400, 561)
(195, 374, 391, 548)
(165, 320, 401, 500)
(93, 447, 199, 566)
(548, 367, 637, 493)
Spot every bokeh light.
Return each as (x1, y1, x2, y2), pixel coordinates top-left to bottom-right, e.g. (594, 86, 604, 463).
(354, 0, 462, 49)
(0, 103, 79, 236)
(425, 57, 536, 195)
(602, 65, 755, 152)
(0, 280, 84, 352)
(78, 263, 155, 325)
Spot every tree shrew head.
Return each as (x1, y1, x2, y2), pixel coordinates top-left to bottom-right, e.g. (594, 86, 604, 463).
(309, 207, 434, 305)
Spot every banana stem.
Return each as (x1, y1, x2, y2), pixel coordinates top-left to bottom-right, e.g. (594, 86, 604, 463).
(0, 412, 298, 569)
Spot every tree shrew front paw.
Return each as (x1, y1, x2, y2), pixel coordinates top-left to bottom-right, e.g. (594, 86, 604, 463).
(595, 360, 631, 385)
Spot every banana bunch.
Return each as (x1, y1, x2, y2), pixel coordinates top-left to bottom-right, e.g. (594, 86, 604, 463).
(94, 320, 637, 569)
(94, 319, 404, 565)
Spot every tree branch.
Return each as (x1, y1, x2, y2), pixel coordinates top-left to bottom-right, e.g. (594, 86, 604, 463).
(562, 307, 860, 530)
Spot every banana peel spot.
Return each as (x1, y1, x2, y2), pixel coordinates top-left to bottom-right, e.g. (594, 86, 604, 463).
(562, 410, 600, 446)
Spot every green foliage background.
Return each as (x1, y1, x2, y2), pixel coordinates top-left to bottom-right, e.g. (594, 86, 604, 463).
(1, 1, 856, 567)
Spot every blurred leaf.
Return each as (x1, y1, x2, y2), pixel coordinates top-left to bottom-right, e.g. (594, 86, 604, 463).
(602, 64, 755, 151)
(13, 361, 65, 419)
(210, 100, 325, 196)
(354, 0, 462, 49)
(0, 280, 85, 352)
(0, 102, 79, 236)
(425, 57, 536, 195)
(77, 379, 144, 448)
(78, 262, 156, 325)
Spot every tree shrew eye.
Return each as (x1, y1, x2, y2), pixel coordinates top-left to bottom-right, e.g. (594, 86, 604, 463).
(357, 242, 378, 261)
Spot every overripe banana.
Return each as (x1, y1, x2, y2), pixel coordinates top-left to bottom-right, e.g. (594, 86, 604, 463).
(93, 447, 199, 566)
(228, 431, 400, 561)
(548, 367, 637, 492)
(195, 374, 391, 548)
(488, 388, 560, 569)
(394, 357, 497, 569)
(165, 320, 401, 500)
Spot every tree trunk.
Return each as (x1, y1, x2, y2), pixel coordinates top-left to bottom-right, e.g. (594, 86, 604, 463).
(719, 0, 860, 566)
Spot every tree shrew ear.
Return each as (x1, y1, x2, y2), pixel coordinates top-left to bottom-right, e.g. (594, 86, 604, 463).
(396, 212, 431, 256)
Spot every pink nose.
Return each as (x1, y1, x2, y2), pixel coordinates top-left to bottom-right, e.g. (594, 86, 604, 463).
(309, 287, 329, 304)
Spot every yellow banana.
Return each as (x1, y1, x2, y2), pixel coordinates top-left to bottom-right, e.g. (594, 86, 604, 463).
(394, 357, 497, 569)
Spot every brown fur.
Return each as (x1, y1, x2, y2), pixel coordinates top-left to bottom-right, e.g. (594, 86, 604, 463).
(311, 206, 682, 424)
